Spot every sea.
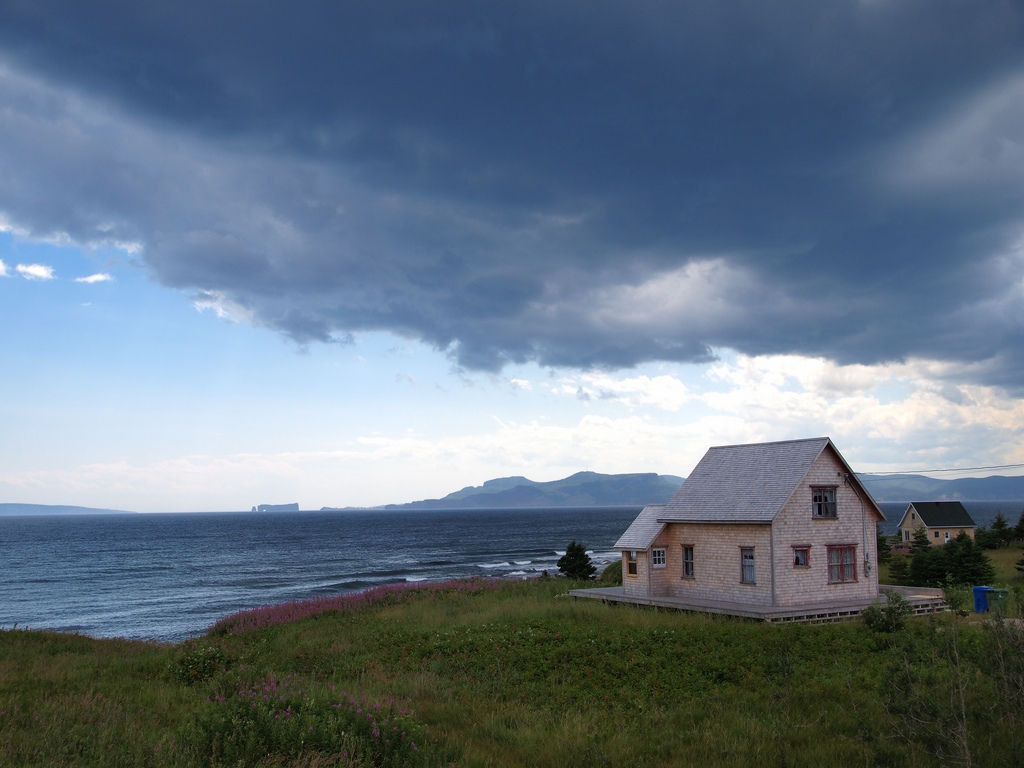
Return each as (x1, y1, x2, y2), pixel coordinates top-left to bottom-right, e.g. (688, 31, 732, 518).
(0, 506, 639, 642)
(2, 501, 1020, 644)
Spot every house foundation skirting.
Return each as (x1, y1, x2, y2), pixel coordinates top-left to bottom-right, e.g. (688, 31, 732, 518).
(567, 585, 946, 624)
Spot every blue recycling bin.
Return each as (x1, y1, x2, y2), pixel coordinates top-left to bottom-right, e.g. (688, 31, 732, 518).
(973, 585, 995, 614)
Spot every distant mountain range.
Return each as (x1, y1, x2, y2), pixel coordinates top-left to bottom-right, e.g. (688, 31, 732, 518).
(374, 472, 686, 510)
(4, 472, 1023, 517)
(858, 474, 1024, 502)
(343, 470, 1024, 511)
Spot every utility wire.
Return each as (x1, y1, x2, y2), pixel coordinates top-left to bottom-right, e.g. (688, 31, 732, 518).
(859, 462, 1024, 476)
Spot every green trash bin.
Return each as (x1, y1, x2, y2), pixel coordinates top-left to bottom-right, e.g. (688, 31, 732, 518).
(989, 588, 1010, 612)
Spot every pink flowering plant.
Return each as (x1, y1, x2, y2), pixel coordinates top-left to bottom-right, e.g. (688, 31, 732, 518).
(185, 672, 441, 766)
(210, 577, 505, 636)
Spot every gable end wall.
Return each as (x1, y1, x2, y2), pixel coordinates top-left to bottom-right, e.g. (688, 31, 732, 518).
(772, 448, 879, 606)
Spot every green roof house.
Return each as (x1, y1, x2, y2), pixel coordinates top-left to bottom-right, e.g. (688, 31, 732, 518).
(896, 501, 976, 546)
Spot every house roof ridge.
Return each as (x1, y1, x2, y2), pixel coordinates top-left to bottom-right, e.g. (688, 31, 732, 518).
(706, 436, 830, 451)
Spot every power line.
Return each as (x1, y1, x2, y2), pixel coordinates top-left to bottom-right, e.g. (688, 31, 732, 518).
(859, 462, 1024, 476)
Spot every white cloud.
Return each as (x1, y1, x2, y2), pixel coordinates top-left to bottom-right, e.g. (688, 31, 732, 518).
(192, 290, 254, 323)
(561, 258, 762, 334)
(0, 258, 7, 277)
(3, 351, 1022, 511)
(75, 273, 113, 283)
(551, 352, 1024, 476)
(16, 263, 55, 280)
(558, 372, 692, 411)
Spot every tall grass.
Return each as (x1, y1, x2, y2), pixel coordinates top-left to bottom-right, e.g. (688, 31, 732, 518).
(2, 576, 1022, 766)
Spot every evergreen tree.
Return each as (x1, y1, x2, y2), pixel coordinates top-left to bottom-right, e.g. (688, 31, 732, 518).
(908, 544, 946, 587)
(945, 532, 996, 586)
(909, 532, 996, 587)
(975, 524, 998, 550)
(888, 555, 910, 585)
(557, 541, 596, 580)
(991, 512, 1010, 544)
(1013, 509, 1024, 542)
(876, 525, 892, 565)
(910, 526, 932, 555)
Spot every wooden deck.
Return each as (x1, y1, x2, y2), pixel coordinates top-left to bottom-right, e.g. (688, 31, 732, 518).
(567, 585, 947, 624)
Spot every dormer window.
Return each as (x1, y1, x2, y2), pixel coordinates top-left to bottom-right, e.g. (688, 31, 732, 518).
(812, 486, 837, 518)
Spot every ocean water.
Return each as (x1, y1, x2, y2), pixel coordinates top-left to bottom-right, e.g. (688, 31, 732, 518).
(5, 501, 1020, 643)
(0, 507, 639, 642)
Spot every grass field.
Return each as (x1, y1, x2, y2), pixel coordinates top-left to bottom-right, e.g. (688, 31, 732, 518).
(2, 577, 1023, 767)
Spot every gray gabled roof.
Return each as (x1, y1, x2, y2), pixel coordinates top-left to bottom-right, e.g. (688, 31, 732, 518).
(614, 504, 666, 550)
(657, 436, 876, 524)
(907, 501, 976, 528)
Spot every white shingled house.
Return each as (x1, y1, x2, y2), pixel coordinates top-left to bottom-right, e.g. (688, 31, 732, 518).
(614, 437, 886, 612)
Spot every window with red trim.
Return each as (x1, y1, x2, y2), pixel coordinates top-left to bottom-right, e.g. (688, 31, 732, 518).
(827, 545, 857, 582)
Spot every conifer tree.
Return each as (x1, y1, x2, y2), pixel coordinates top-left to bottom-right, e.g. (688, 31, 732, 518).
(991, 512, 1010, 544)
(910, 526, 931, 555)
(557, 540, 597, 580)
(876, 525, 892, 565)
(945, 532, 996, 586)
(888, 555, 910, 585)
(1013, 509, 1024, 542)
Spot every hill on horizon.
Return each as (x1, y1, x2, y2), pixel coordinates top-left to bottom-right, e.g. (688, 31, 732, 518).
(377, 471, 685, 510)
(0, 503, 134, 517)
(349, 470, 1024, 511)
(858, 473, 1024, 502)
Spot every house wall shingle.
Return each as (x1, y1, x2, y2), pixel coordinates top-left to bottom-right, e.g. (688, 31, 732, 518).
(622, 550, 647, 597)
(650, 524, 773, 604)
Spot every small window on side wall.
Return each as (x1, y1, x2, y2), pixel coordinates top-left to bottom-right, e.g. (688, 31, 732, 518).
(682, 546, 694, 578)
(652, 548, 666, 568)
(793, 547, 810, 568)
(741, 548, 755, 584)
(626, 550, 638, 576)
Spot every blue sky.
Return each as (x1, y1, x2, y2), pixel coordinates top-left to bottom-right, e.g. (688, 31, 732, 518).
(1, 1, 1024, 511)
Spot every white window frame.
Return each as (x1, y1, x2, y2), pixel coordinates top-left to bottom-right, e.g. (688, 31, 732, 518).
(651, 548, 667, 568)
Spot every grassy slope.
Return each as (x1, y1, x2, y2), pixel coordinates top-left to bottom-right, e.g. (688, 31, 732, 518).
(1, 578, 1021, 767)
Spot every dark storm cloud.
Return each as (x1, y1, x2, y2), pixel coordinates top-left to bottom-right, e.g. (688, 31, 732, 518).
(1, 1, 1024, 382)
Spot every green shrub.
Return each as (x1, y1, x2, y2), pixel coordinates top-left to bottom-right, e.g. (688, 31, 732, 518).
(168, 642, 231, 685)
(862, 592, 912, 632)
(598, 559, 623, 585)
(943, 584, 972, 616)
